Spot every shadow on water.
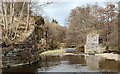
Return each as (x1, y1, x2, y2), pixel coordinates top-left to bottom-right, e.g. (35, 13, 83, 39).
(2, 53, 120, 74)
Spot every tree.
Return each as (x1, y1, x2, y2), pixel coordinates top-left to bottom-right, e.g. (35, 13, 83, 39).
(66, 3, 118, 51)
(66, 5, 93, 47)
(0, 1, 53, 45)
(45, 19, 66, 49)
(51, 19, 58, 24)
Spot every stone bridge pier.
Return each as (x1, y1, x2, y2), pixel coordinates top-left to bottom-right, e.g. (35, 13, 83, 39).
(84, 32, 105, 54)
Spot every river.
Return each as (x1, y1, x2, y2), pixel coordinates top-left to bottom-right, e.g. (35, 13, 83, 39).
(2, 52, 120, 74)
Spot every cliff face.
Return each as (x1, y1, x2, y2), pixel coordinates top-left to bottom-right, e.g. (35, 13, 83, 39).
(2, 26, 39, 67)
(1, 16, 49, 67)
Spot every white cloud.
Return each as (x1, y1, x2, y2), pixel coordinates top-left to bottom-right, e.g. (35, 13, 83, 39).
(43, 0, 119, 26)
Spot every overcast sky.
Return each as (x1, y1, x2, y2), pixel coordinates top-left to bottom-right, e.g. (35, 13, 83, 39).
(42, 0, 119, 26)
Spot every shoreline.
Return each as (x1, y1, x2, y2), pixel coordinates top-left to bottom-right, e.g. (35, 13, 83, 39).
(2, 59, 39, 68)
(40, 49, 120, 61)
(2, 50, 120, 68)
(95, 53, 120, 61)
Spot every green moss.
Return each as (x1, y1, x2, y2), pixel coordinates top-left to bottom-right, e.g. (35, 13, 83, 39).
(39, 50, 64, 56)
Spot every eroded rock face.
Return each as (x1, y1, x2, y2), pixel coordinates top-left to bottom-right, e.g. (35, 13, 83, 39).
(2, 28, 39, 67)
(2, 17, 48, 67)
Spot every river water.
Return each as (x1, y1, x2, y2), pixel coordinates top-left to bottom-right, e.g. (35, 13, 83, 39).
(2, 53, 120, 74)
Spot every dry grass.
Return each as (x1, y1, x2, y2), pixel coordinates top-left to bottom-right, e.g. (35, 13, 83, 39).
(40, 50, 64, 56)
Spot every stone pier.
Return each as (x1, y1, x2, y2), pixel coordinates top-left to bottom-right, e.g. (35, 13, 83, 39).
(84, 32, 105, 54)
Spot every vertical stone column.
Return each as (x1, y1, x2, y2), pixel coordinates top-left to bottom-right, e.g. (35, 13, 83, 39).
(85, 33, 102, 54)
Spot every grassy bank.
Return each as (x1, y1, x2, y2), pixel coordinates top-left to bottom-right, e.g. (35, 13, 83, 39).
(40, 50, 65, 56)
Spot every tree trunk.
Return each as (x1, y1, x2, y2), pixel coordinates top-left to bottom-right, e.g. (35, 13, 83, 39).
(0, 2, 5, 28)
(26, 2, 30, 30)
(12, 2, 25, 40)
(3, 2, 8, 39)
(10, 2, 15, 28)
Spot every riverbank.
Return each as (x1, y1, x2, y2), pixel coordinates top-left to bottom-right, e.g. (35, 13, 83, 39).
(40, 49, 120, 61)
(2, 58, 39, 68)
(40, 50, 65, 56)
(95, 53, 120, 61)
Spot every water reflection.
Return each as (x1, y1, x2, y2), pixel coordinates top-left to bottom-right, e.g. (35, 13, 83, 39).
(85, 55, 102, 71)
(2, 54, 120, 73)
(99, 59, 119, 72)
(85, 55, 120, 72)
(63, 55, 86, 65)
(40, 55, 120, 72)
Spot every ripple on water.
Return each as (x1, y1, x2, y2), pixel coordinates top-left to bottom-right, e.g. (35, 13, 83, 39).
(37, 61, 96, 72)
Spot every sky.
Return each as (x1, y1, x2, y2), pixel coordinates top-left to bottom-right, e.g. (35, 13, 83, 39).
(44, 2, 76, 26)
(0, 0, 119, 26)
(41, 0, 119, 26)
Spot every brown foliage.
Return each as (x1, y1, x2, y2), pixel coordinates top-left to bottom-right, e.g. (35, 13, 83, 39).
(66, 3, 118, 49)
